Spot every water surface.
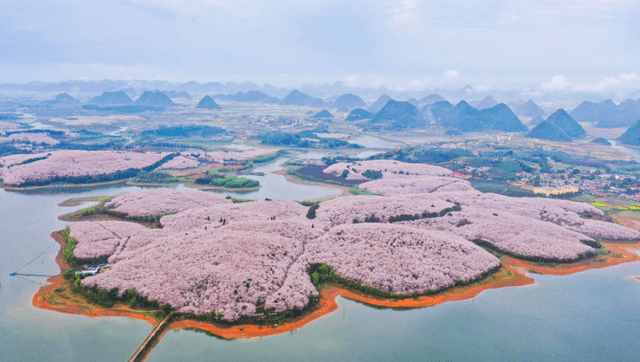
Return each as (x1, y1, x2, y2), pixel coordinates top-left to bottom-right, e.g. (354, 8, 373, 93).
(2, 160, 640, 362)
(147, 263, 640, 362)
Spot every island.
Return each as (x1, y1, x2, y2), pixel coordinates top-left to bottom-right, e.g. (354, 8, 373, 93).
(33, 159, 640, 361)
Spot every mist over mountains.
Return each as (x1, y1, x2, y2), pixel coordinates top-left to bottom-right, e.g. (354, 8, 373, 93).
(4, 79, 640, 139)
(2, 79, 639, 106)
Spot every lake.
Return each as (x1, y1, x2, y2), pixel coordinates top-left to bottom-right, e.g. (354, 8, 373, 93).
(2, 160, 640, 361)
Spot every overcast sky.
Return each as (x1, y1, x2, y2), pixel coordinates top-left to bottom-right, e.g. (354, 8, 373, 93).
(1, 0, 639, 91)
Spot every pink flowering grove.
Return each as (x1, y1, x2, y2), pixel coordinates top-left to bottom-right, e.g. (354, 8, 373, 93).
(66, 160, 639, 321)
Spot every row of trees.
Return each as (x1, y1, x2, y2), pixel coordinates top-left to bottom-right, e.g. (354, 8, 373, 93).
(307, 262, 498, 300)
(472, 238, 596, 264)
(352, 203, 462, 224)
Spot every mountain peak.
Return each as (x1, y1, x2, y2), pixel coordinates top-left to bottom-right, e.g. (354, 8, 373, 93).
(617, 120, 640, 146)
(332, 93, 366, 112)
(526, 121, 572, 142)
(547, 108, 586, 138)
(475, 95, 498, 110)
(345, 108, 372, 121)
(135, 91, 176, 107)
(366, 94, 393, 114)
(281, 90, 326, 107)
(196, 96, 221, 110)
(87, 91, 133, 105)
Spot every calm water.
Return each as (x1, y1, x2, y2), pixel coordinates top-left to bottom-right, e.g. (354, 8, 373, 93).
(148, 263, 640, 362)
(610, 140, 640, 162)
(0, 185, 154, 362)
(2, 161, 640, 361)
(212, 158, 341, 200)
(348, 136, 401, 149)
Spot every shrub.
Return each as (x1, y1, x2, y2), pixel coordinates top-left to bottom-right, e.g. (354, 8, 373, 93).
(362, 170, 383, 180)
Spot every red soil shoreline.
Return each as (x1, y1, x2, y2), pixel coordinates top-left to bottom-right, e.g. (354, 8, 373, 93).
(502, 243, 640, 276)
(32, 233, 640, 341)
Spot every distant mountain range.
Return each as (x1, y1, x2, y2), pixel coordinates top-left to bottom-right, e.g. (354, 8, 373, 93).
(355, 97, 528, 133)
(525, 108, 586, 142)
(570, 99, 640, 128)
(212, 90, 279, 103)
(424, 100, 527, 133)
(2, 79, 639, 106)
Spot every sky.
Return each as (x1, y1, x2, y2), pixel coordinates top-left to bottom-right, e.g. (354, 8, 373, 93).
(1, 0, 639, 92)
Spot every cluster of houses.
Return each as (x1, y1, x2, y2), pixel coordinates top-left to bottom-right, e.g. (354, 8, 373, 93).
(513, 170, 640, 199)
(76, 264, 110, 276)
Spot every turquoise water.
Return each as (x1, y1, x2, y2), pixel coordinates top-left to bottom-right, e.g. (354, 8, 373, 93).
(2, 161, 640, 361)
(147, 264, 640, 362)
(211, 158, 341, 200)
(0, 185, 154, 362)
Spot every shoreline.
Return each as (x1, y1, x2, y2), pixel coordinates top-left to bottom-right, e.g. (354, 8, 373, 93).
(35, 244, 640, 339)
(30, 236, 640, 360)
(32, 231, 640, 345)
(502, 242, 640, 275)
(33, 233, 160, 326)
(273, 168, 349, 199)
(1, 179, 128, 191)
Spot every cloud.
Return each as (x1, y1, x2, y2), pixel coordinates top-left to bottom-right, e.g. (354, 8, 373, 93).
(0, 0, 638, 87)
(443, 69, 461, 81)
(540, 75, 571, 91)
(541, 73, 640, 93)
(393, 0, 418, 22)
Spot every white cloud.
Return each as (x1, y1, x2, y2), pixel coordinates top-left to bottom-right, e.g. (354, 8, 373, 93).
(541, 73, 640, 93)
(443, 69, 461, 81)
(393, 0, 418, 22)
(541, 75, 571, 91)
